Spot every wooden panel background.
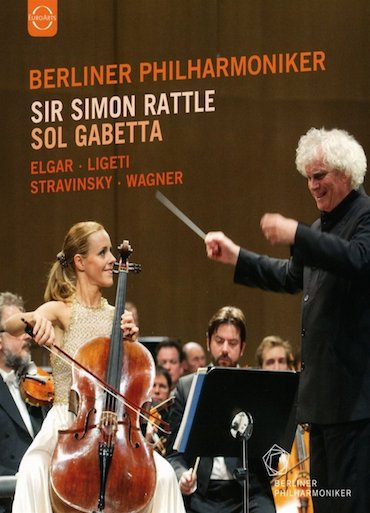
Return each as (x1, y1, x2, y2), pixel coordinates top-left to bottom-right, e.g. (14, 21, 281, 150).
(0, 1, 369, 366)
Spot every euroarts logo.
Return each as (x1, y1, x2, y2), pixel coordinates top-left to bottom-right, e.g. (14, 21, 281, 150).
(28, 0, 58, 37)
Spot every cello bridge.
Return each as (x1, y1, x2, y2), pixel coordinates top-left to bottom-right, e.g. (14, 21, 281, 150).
(99, 411, 118, 437)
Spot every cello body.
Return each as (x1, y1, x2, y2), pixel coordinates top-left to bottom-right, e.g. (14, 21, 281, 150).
(50, 337, 156, 513)
(50, 241, 156, 513)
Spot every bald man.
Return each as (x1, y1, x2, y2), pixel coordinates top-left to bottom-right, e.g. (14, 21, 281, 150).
(182, 342, 206, 375)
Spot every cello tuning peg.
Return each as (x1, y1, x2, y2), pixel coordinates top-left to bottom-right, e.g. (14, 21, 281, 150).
(128, 263, 142, 273)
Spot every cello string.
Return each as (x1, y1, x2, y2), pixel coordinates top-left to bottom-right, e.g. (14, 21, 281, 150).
(38, 342, 170, 434)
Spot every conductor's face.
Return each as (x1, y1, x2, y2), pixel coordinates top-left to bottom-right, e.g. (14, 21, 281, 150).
(305, 160, 352, 213)
(207, 324, 245, 367)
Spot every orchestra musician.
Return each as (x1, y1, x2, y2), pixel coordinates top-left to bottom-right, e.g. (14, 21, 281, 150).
(3, 221, 185, 513)
(0, 292, 48, 513)
(167, 306, 276, 513)
(256, 336, 312, 513)
(181, 342, 207, 375)
(255, 336, 295, 371)
(145, 366, 173, 456)
(155, 339, 184, 392)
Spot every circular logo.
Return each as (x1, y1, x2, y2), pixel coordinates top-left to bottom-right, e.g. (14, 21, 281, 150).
(30, 5, 55, 31)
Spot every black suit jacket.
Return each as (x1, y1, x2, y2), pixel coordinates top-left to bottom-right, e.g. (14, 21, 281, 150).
(0, 377, 46, 476)
(234, 189, 370, 424)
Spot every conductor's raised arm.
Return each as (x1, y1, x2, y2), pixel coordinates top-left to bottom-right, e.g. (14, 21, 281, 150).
(204, 231, 240, 265)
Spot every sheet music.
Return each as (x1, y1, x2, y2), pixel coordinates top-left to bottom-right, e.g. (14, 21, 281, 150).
(173, 367, 207, 452)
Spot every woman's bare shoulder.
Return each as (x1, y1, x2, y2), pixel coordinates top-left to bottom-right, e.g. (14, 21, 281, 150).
(35, 299, 72, 329)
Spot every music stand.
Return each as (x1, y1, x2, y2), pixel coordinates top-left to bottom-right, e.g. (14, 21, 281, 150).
(174, 367, 299, 513)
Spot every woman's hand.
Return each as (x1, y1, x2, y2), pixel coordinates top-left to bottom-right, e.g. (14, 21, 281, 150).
(28, 314, 56, 346)
(121, 310, 139, 342)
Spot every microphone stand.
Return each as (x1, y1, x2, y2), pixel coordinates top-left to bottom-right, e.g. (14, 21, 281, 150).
(231, 411, 254, 513)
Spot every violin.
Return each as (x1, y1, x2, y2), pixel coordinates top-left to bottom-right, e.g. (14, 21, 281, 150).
(147, 396, 174, 456)
(147, 408, 167, 456)
(49, 240, 156, 513)
(19, 361, 54, 407)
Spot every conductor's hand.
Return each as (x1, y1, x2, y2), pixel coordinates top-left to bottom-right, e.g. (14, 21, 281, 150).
(205, 231, 240, 265)
(260, 214, 298, 246)
(121, 311, 139, 342)
(179, 468, 197, 496)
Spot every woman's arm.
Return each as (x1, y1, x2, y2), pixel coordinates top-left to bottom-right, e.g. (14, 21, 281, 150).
(3, 301, 65, 346)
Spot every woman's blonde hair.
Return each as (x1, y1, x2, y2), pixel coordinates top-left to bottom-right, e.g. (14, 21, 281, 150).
(44, 221, 104, 302)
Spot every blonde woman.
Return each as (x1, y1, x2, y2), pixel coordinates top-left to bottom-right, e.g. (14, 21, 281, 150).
(5, 221, 185, 513)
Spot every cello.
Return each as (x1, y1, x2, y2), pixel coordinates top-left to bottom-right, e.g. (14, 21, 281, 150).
(49, 241, 156, 513)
